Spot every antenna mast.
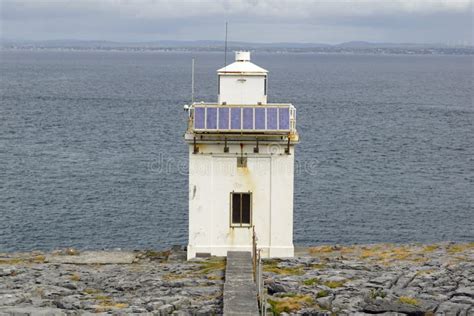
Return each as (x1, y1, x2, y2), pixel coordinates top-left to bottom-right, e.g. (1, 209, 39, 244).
(224, 22, 228, 68)
(191, 57, 195, 103)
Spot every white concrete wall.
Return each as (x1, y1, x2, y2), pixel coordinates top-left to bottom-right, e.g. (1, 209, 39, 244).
(187, 142, 294, 259)
(218, 75, 267, 105)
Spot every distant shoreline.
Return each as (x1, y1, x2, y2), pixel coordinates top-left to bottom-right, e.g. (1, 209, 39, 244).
(2, 46, 473, 56)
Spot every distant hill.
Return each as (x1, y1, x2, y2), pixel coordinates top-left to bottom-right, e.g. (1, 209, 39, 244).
(337, 41, 450, 48)
(1, 39, 472, 55)
(0, 39, 332, 48)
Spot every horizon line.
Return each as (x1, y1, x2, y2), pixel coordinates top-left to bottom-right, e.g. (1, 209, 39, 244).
(2, 38, 473, 47)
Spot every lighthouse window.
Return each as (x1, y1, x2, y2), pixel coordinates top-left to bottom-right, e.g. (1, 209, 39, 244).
(231, 192, 252, 227)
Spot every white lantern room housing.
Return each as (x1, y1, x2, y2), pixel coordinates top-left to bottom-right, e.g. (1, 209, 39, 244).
(218, 51, 268, 105)
(184, 51, 299, 259)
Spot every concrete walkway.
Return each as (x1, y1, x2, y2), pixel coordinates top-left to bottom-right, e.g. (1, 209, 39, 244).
(223, 251, 259, 316)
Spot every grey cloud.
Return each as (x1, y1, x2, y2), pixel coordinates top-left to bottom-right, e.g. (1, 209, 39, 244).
(1, 0, 472, 44)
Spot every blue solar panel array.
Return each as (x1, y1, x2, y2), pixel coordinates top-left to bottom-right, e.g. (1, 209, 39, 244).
(194, 106, 292, 132)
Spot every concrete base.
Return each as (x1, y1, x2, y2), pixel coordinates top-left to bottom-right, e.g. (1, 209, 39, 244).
(187, 244, 294, 260)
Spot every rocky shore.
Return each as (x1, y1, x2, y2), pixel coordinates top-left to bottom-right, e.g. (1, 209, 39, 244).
(0, 242, 472, 315)
(0, 247, 224, 315)
(264, 243, 473, 315)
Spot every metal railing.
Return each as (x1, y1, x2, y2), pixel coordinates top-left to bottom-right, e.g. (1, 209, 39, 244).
(252, 227, 267, 316)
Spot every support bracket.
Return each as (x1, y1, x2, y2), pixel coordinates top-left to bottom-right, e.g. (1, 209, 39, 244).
(193, 137, 199, 154)
(285, 136, 291, 155)
(253, 138, 259, 153)
(224, 138, 229, 153)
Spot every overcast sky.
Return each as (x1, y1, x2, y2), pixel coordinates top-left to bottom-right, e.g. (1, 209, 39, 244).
(1, 0, 473, 45)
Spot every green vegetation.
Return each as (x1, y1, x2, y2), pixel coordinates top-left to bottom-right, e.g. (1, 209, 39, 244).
(302, 277, 346, 288)
(83, 288, 101, 295)
(279, 292, 298, 298)
(0, 258, 24, 265)
(303, 278, 320, 286)
(308, 246, 335, 254)
(311, 263, 326, 269)
(447, 243, 474, 254)
(316, 290, 330, 298)
(264, 261, 304, 275)
(70, 273, 81, 281)
(422, 245, 439, 252)
(198, 258, 226, 274)
(369, 288, 387, 299)
(323, 280, 346, 288)
(399, 296, 419, 306)
(268, 295, 314, 315)
(143, 250, 170, 261)
(0, 255, 45, 265)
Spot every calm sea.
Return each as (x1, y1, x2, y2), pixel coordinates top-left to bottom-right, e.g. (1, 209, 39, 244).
(1, 50, 473, 252)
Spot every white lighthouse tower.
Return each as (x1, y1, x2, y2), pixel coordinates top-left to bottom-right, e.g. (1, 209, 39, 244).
(184, 51, 299, 259)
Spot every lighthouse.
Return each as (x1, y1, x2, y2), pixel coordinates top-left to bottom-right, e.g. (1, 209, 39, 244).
(184, 51, 299, 259)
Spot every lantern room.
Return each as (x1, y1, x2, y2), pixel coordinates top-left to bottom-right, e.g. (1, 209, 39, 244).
(217, 51, 268, 105)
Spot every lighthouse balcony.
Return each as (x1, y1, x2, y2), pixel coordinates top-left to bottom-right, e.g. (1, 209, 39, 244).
(186, 103, 297, 135)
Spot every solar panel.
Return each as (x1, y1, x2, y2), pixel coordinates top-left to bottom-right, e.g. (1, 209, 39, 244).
(194, 107, 205, 129)
(279, 107, 290, 130)
(194, 105, 293, 131)
(231, 108, 241, 129)
(204, 107, 216, 129)
(243, 108, 253, 129)
(255, 108, 265, 130)
(267, 108, 278, 130)
(218, 107, 229, 129)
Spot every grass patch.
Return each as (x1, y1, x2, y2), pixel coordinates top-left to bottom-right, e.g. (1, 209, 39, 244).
(70, 273, 81, 281)
(311, 263, 326, 269)
(268, 295, 314, 314)
(323, 280, 346, 289)
(447, 244, 473, 254)
(83, 288, 101, 295)
(163, 272, 189, 280)
(391, 247, 411, 260)
(263, 258, 283, 266)
(32, 255, 46, 263)
(360, 245, 414, 263)
(264, 264, 304, 276)
(207, 274, 224, 281)
(303, 278, 320, 286)
(303, 277, 345, 288)
(143, 250, 170, 261)
(0, 258, 25, 265)
(369, 288, 387, 299)
(0, 255, 45, 265)
(416, 269, 435, 276)
(308, 246, 335, 254)
(340, 246, 356, 254)
(93, 294, 111, 301)
(316, 290, 330, 298)
(399, 296, 419, 306)
(99, 301, 128, 308)
(411, 257, 428, 264)
(198, 258, 226, 274)
(279, 292, 298, 298)
(422, 245, 439, 252)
